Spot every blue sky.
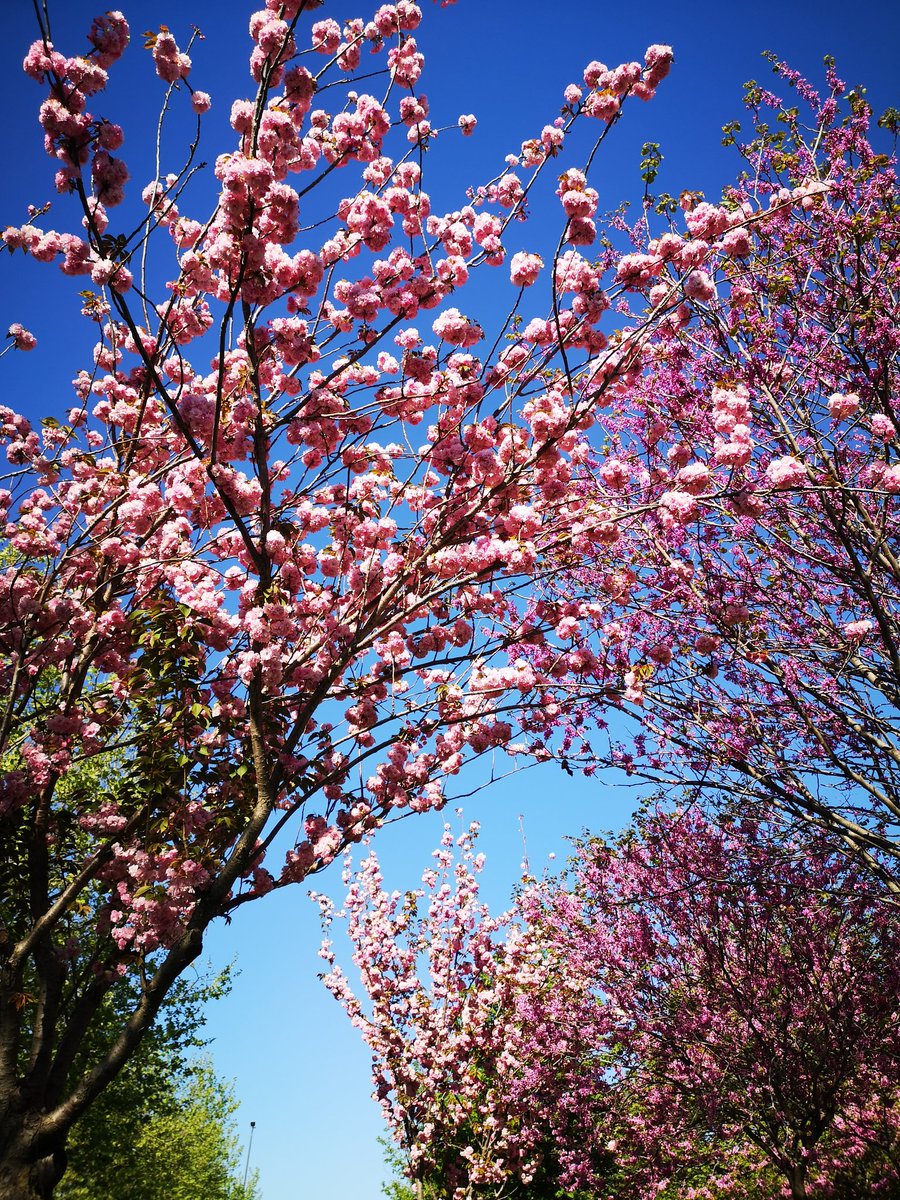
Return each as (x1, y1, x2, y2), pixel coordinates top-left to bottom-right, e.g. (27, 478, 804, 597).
(3, 0, 899, 1196)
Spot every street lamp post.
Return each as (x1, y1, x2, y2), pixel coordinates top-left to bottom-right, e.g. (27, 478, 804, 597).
(242, 1120, 256, 1192)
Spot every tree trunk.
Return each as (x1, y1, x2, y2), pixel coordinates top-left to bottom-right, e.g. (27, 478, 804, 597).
(786, 1162, 808, 1200)
(0, 1112, 66, 1200)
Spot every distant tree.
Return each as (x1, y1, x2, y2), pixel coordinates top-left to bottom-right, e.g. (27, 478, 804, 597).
(59, 1058, 258, 1200)
(326, 813, 900, 1200)
(52, 966, 258, 1200)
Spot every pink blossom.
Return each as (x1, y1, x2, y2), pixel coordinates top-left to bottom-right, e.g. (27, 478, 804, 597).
(387, 38, 424, 86)
(310, 18, 340, 54)
(659, 490, 698, 522)
(151, 30, 191, 84)
(598, 458, 631, 490)
(7, 324, 37, 351)
(871, 413, 896, 440)
(765, 455, 807, 489)
(509, 251, 543, 287)
(827, 391, 860, 420)
(432, 307, 483, 348)
(676, 462, 712, 494)
(643, 43, 674, 86)
(88, 10, 130, 68)
(843, 619, 874, 640)
(683, 269, 716, 302)
(685, 202, 731, 240)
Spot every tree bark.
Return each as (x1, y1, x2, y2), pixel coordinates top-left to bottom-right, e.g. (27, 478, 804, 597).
(786, 1162, 808, 1199)
(0, 1112, 66, 1200)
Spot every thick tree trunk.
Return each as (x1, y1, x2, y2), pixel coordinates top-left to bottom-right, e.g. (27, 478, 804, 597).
(0, 1157, 64, 1200)
(0, 1112, 66, 1200)
(786, 1162, 808, 1200)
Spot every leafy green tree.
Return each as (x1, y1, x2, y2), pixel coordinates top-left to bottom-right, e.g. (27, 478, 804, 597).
(58, 1057, 258, 1200)
(49, 962, 258, 1200)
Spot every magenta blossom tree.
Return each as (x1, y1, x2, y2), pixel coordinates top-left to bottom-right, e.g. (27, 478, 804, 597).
(0, 1, 674, 1194)
(524, 809, 900, 1199)
(545, 62, 900, 885)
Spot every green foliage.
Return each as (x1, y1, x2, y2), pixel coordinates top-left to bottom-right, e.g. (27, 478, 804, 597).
(47, 960, 258, 1200)
(639, 141, 662, 186)
(380, 1144, 419, 1200)
(58, 1057, 258, 1200)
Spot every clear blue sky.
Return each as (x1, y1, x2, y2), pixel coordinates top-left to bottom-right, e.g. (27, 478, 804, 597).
(3, 1, 898, 1196)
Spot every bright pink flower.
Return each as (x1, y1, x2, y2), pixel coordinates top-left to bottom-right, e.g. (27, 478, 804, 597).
(7, 323, 37, 351)
(844, 619, 874, 640)
(683, 269, 716, 301)
(432, 307, 483, 347)
(151, 29, 191, 83)
(871, 413, 896, 440)
(827, 391, 860, 420)
(765, 454, 807, 488)
(509, 251, 543, 287)
(88, 10, 130, 68)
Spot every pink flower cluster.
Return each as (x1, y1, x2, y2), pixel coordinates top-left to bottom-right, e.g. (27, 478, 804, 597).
(7, 324, 37, 351)
(150, 27, 191, 83)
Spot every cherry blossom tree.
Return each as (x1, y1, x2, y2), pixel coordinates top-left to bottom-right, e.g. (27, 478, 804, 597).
(524, 809, 900, 1200)
(318, 825, 533, 1199)
(0, 1, 673, 1194)
(317, 823, 606, 1200)
(327, 812, 900, 1200)
(548, 61, 900, 886)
